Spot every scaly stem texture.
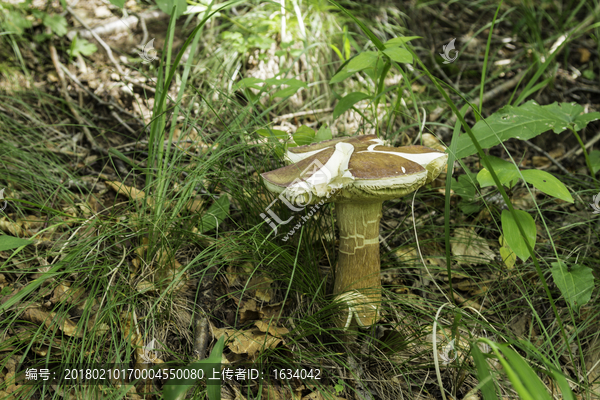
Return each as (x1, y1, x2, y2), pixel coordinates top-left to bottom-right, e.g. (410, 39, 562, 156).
(334, 201, 382, 323)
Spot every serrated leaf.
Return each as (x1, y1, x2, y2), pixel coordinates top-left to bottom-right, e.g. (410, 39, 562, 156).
(456, 101, 600, 159)
(5, 11, 32, 34)
(501, 209, 536, 262)
(233, 77, 264, 91)
(314, 126, 332, 142)
(199, 196, 229, 233)
(520, 169, 573, 203)
(293, 125, 315, 146)
(69, 36, 98, 57)
(384, 36, 421, 47)
(333, 92, 370, 119)
(382, 47, 413, 63)
(551, 262, 594, 313)
(476, 156, 520, 188)
(43, 14, 68, 37)
(0, 235, 33, 252)
(257, 129, 287, 140)
(155, 0, 188, 18)
(346, 51, 378, 73)
(163, 336, 224, 400)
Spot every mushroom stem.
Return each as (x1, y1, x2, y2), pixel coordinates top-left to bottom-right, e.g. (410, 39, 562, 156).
(334, 201, 382, 325)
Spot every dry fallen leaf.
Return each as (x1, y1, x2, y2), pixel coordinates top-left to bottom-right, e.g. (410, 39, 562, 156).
(451, 228, 495, 265)
(254, 320, 289, 338)
(214, 327, 283, 357)
(105, 181, 153, 206)
(22, 305, 82, 337)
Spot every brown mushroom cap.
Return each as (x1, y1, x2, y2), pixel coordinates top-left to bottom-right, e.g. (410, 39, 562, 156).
(262, 136, 448, 204)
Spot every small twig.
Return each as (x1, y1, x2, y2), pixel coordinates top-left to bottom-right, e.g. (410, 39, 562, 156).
(66, 6, 125, 75)
(192, 314, 210, 360)
(523, 140, 572, 176)
(98, 246, 127, 311)
(111, 111, 136, 134)
(558, 129, 600, 161)
(271, 107, 334, 123)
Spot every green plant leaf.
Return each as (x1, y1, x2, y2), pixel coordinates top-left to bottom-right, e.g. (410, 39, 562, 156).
(43, 14, 68, 37)
(108, 0, 125, 7)
(233, 77, 264, 91)
(156, 0, 188, 18)
(501, 209, 536, 262)
(589, 150, 600, 174)
(550, 261, 594, 313)
(0, 235, 33, 252)
(346, 51, 378, 73)
(5, 11, 32, 34)
(476, 156, 520, 188)
(384, 36, 421, 47)
(333, 92, 370, 119)
(264, 78, 307, 88)
(456, 101, 600, 159)
(329, 69, 355, 84)
(163, 336, 225, 400)
(520, 170, 573, 203)
(382, 47, 413, 63)
(199, 196, 230, 233)
(314, 126, 332, 142)
(452, 174, 477, 202)
(470, 342, 499, 400)
(69, 35, 98, 57)
(272, 87, 300, 98)
(500, 346, 552, 399)
(257, 129, 287, 140)
(293, 125, 316, 146)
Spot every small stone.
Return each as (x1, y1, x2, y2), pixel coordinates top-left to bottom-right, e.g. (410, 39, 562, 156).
(95, 6, 112, 19)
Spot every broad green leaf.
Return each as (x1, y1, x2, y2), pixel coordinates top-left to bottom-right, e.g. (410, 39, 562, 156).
(314, 126, 333, 142)
(5, 11, 32, 34)
(272, 87, 300, 98)
(163, 336, 225, 400)
(264, 78, 307, 88)
(501, 210, 536, 262)
(384, 36, 421, 47)
(333, 92, 370, 119)
(257, 129, 287, 140)
(589, 150, 600, 174)
(551, 261, 594, 313)
(156, 0, 188, 18)
(199, 196, 230, 233)
(69, 36, 98, 57)
(452, 174, 477, 202)
(382, 47, 413, 64)
(233, 77, 264, 91)
(293, 125, 315, 146)
(346, 51, 378, 73)
(329, 69, 355, 84)
(108, 0, 125, 7)
(476, 156, 520, 188)
(43, 14, 67, 37)
(520, 169, 573, 203)
(0, 235, 33, 252)
(456, 101, 600, 159)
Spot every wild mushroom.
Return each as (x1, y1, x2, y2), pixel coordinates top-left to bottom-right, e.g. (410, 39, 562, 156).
(261, 135, 447, 328)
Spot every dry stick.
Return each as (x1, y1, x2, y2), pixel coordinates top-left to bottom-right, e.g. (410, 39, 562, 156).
(50, 44, 102, 152)
(67, 10, 164, 41)
(523, 140, 572, 176)
(59, 63, 144, 124)
(66, 6, 125, 75)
